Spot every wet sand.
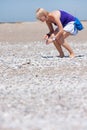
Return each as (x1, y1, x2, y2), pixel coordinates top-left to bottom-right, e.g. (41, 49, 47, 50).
(0, 21, 87, 130)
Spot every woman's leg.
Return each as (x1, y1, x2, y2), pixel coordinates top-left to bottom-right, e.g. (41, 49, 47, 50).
(58, 31, 75, 58)
(62, 40, 75, 58)
(50, 30, 64, 58)
(53, 40, 64, 58)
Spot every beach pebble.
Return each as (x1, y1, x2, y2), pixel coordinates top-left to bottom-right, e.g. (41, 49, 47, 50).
(0, 39, 87, 130)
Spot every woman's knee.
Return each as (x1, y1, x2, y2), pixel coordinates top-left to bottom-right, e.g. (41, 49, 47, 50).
(57, 37, 64, 45)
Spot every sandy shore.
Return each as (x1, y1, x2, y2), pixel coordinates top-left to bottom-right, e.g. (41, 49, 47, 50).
(0, 21, 87, 42)
(0, 21, 87, 130)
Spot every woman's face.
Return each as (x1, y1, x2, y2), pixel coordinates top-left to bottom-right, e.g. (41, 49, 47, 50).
(39, 15, 46, 22)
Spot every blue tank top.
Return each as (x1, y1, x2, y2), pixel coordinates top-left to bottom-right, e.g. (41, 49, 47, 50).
(60, 10, 75, 27)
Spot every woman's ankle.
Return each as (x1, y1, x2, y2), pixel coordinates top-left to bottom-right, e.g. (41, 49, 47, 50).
(59, 53, 64, 58)
(69, 53, 75, 58)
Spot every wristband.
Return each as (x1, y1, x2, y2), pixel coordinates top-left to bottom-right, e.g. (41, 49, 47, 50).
(46, 33, 51, 37)
(52, 37, 56, 41)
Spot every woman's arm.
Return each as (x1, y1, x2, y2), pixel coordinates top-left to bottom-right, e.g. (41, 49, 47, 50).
(54, 19, 63, 40)
(43, 21, 54, 41)
(50, 12, 63, 40)
(46, 21, 54, 35)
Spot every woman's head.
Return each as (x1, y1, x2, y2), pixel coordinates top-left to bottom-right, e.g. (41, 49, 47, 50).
(36, 8, 49, 22)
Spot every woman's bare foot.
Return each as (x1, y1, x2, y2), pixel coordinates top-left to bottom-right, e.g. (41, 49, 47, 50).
(59, 53, 64, 58)
(69, 53, 75, 58)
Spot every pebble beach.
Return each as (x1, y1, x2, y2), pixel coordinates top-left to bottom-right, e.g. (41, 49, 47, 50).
(0, 21, 87, 130)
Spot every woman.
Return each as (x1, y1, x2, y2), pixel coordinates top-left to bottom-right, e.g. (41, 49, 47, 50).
(36, 8, 83, 58)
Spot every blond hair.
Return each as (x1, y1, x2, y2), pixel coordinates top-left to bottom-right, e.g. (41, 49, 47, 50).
(36, 8, 49, 19)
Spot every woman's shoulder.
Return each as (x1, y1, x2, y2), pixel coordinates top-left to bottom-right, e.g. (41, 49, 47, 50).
(48, 10, 60, 20)
(49, 10, 60, 13)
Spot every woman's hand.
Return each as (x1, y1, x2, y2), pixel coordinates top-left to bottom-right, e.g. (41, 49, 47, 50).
(46, 38, 53, 44)
(43, 34, 49, 40)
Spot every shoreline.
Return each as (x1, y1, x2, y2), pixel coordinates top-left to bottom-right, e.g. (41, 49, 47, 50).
(0, 19, 87, 23)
